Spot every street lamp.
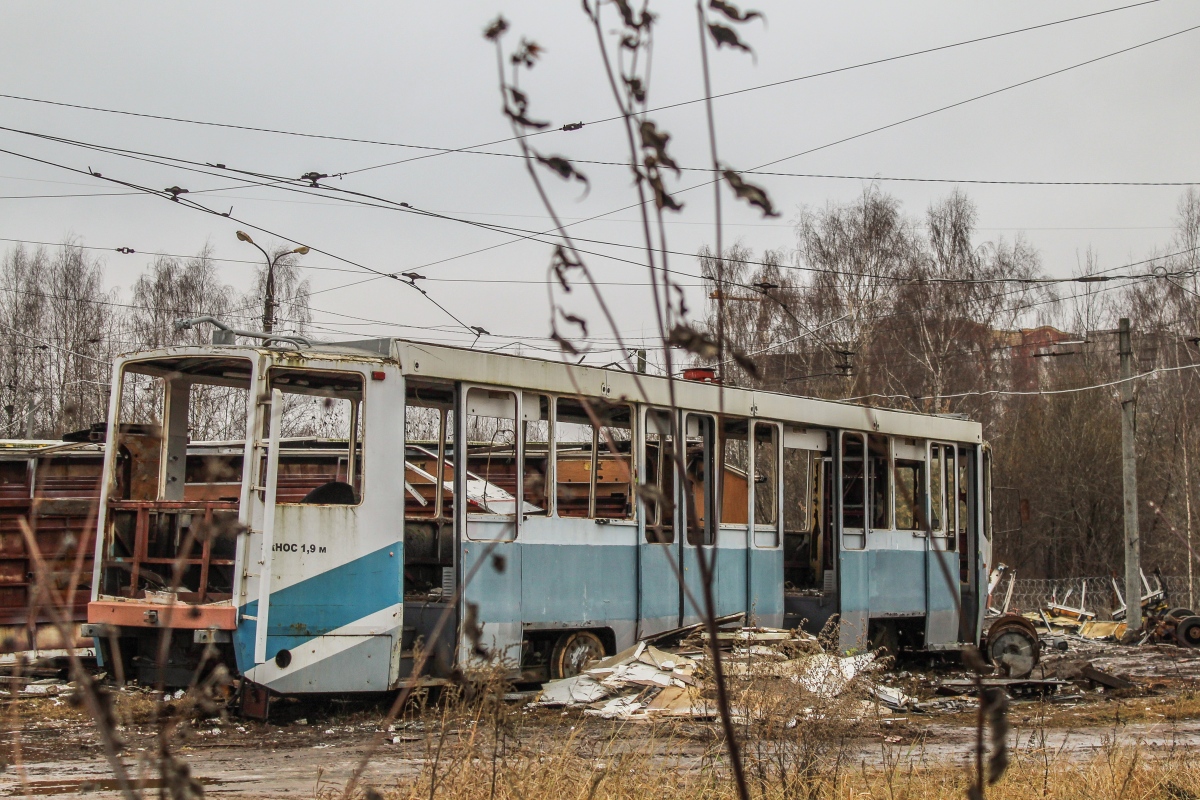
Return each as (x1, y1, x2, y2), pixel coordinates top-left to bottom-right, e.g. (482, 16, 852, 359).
(235, 231, 310, 333)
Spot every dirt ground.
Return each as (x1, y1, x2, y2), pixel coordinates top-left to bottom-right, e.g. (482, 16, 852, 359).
(4, 644, 1200, 798)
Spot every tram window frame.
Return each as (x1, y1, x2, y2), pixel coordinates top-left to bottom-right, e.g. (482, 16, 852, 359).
(464, 387, 520, 522)
(642, 408, 676, 544)
(840, 432, 866, 529)
(928, 442, 957, 540)
(593, 400, 634, 522)
(685, 413, 717, 547)
(982, 448, 993, 542)
(782, 437, 813, 536)
(115, 357, 255, 503)
(404, 379, 456, 520)
(928, 443, 944, 534)
(521, 393, 550, 517)
(957, 446, 970, 540)
(893, 458, 925, 532)
(868, 433, 891, 532)
(553, 396, 634, 522)
(554, 397, 594, 519)
(266, 367, 366, 507)
(752, 421, 781, 548)
(719, 417, 750, 526)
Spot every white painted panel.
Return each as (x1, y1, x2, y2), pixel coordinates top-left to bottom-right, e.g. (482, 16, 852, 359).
(467, 387, 516, 418)
(784, 427, 827, 451)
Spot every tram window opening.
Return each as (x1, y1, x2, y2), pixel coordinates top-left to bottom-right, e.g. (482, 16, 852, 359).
(958, 447, 972, 581)
(929, 444, 944, 533)
(405, 388, 453, 519)
(464, 388, 519, 518)
(982, 449, 993, 542)
(841, 433, 865, 531)
(267, 368, 365, 506)
(103, 356, 252, 602)
(594, 401, 633, 520)
(958, 448, 970, 539)
(116, 358, 254, 503)
(522, 394, 550, 516)
(868, 434, 891, 531)
(643, 409, 675, 544)
(894, 459, 925, 531)
(783, 447, 811, 535)
(753, 423, 778, 527)
(554, 397, 634, 521)
(403, 381, 455, 597)
(183, 381, 248, 503)
(783, 442, 818, 589)
(187, 381, 248, 443)
(720, 418, 750, 525)
(686, 414, 716, 546)
(944, 446, 956, 544)
(555, 398, 595, 519)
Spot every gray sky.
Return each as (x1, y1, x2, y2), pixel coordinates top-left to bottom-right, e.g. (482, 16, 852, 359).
(1, 1, 1197, 359)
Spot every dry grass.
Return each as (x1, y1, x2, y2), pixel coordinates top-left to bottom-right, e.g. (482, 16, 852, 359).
(337, 730, 1200, 800)
(917, 687, 1200, 730)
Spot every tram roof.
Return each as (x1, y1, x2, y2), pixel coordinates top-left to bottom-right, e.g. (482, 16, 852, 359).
(116, 337, 983, 444)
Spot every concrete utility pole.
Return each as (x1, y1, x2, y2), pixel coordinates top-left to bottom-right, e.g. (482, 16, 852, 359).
(1119, 317, 1141, 630)
(235, 231, 308, 333)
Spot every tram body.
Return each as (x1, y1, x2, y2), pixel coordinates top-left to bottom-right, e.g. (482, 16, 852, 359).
(86, 338, 991, 694)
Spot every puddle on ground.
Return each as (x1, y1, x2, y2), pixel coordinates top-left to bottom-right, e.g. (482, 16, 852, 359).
(8, 777, 224, 796)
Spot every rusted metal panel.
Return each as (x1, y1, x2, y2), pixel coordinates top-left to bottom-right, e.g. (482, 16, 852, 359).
(0, 442, 103, 634)
(88, 599, 237, 629)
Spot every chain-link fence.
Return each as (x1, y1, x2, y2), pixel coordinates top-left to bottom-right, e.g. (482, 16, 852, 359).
(1000, 575, 1198, 618)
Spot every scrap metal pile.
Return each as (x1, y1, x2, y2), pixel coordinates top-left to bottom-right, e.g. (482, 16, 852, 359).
(987, 565, 1200, 649)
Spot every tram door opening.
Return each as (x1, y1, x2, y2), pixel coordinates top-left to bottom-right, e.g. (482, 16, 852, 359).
(837, 431, 869, 651)
(957, 446, 979, 643)
(925, 442, 960, 646)
(640, 408, 680, 636)
(401, 379, 459, 680)
(781, 429, 834, 632)
(681, 413, 717, 626)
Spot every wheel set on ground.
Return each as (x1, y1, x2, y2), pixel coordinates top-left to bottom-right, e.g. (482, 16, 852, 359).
(984, 614, 1040, 679)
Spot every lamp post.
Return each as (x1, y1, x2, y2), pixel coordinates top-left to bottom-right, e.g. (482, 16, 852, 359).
(235, 231, 309, 333)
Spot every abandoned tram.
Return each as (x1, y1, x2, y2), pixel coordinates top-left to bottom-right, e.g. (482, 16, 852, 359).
(80, 335, 993, 697)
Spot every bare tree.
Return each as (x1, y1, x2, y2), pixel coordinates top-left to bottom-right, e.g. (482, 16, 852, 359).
(129, 246, 236, 349)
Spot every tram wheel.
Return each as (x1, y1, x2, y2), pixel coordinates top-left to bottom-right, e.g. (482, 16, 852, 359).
(550, 630, 606, 679)
(1176, 616, 1200, 648)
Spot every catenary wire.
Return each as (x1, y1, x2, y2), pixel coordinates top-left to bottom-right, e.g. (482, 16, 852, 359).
(0, 1, 1159, 173)
(2, 19, 1195, 351)
(5, 13, 1197, 294)
(0, 143, 482, 333)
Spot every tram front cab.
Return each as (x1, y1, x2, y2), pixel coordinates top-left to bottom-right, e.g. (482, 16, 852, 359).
(87, 347, 406, 693)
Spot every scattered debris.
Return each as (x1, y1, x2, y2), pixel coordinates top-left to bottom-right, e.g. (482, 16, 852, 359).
(535, 625, 884, 721)
(872, 685, 917, 711)
(1077, 620, 1127, 640)
(18, 680, 70, 697)
(1080, 665, 1135, 691)
(938, 678, 1070, 698)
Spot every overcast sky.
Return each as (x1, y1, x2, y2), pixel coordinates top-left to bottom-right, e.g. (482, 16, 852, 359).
(1, 1, 1197, 360)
